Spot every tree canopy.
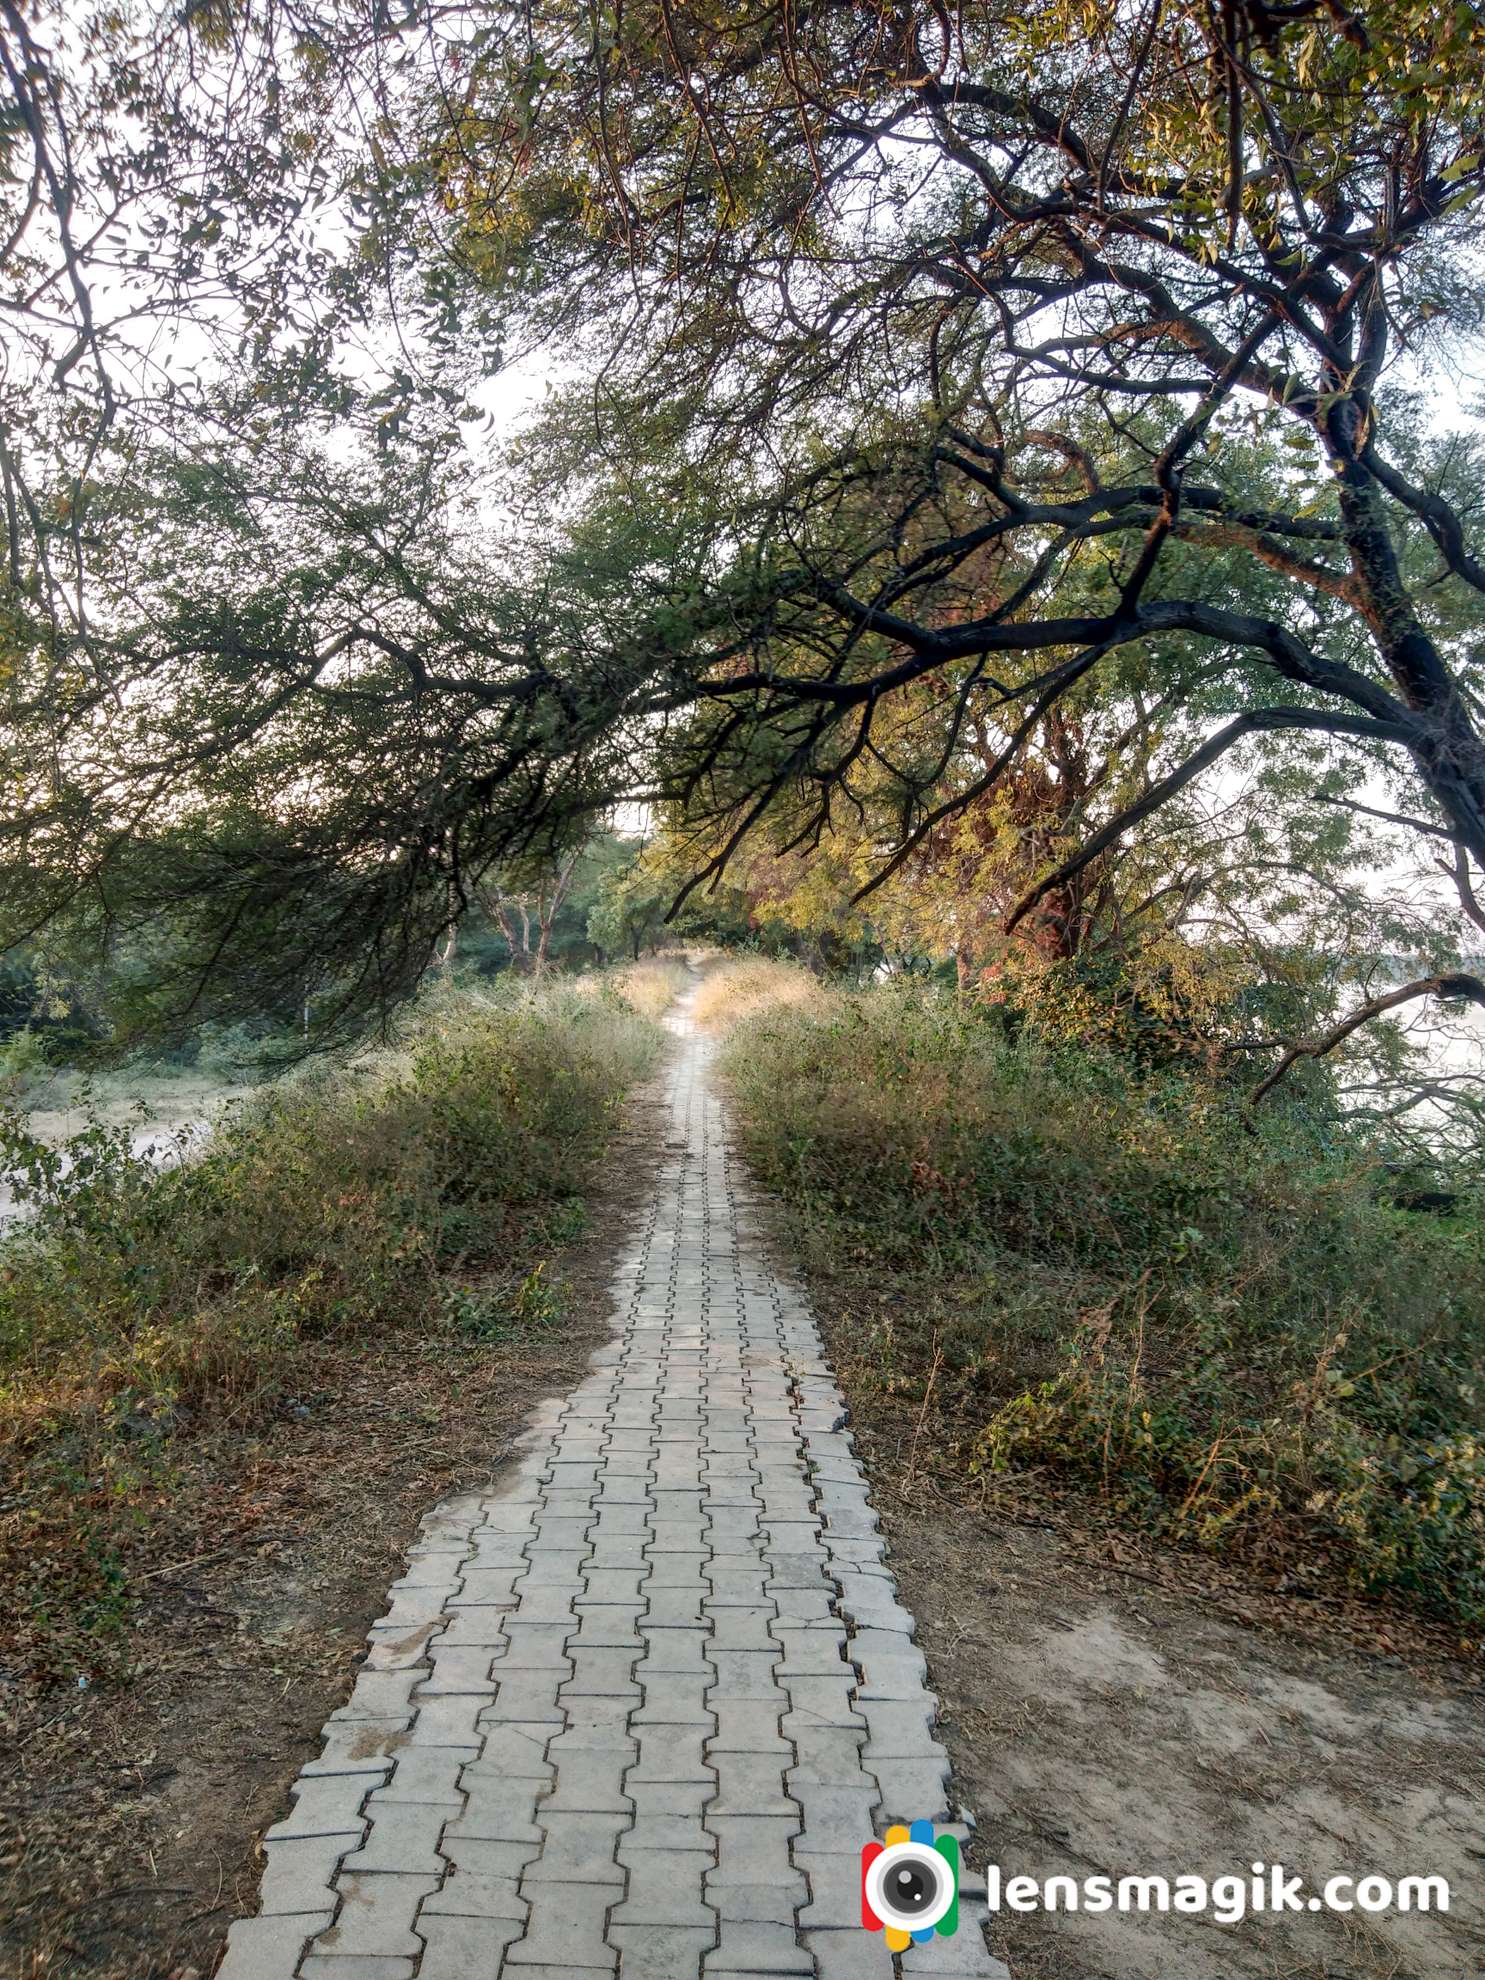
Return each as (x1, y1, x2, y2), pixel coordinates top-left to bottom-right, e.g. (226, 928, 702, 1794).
(3, 0, 1485, 1105)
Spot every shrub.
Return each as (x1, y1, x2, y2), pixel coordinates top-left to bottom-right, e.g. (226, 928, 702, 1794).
(0, 981, 660, 1675)
(721, 984, 1485, 1633)
(0, 1026, 60, 1108)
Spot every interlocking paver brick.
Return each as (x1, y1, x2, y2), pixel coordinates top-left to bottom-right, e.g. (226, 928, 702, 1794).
(441, 1834, 542, 1883)
(447, 1569, 524, 1608)
(302, 1725, 411, 1777)
(805, 1927, 896, 1979)
(788, 1780, 879, 1851)
(338, 1797, 450, 1876)
(609, 1925, 715, 1978)
(779, 1674, 866, 1733)
(299, 1956, 414, 1980)
(629, 1674, 714, 1725)
(503, 1881, 615, 1966)
(477, 1671, 567, 1724)
(634, 1630, 712, 1677)
(626, 1726, 714, 1785)
(307, 1872, 439, 1956)
(258, 1837, 356, 1914)
(618, 1810, 713, 1855)
(608, 1852, 714, 1931)
(543, 1747, 634, 1813)
(222, 991, 991, 1978)
(702, 1921, 814, 1972)
(266, 1774, 377, 1842)
(416, 1913, 526, 1980)
(710, 1878, 805, 1926)
(522, 1811, 626, 1886)
(377, 1588, 455, 1630)
(448, 1779, 550, 1844)
(217, 1910, 335, 1980)
(329, 1671, 421, 1722)
(362, 1623, 441, 1670)
(869, 1757, 955, 1826)
(706, 1751, 797, 1818)
(419, 1645, 499, 1695)
(436, 1605, 514, 1648)
(494, 1624, 576, 1669)
(705, 1808, 801, 1871)
(786, 1727, 871, 1787)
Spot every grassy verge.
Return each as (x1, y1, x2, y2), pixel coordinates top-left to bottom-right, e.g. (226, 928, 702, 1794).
(0, 981, 662, 1680)
(709, 962, 1485, 1640)
(586, 953, 696, 1019)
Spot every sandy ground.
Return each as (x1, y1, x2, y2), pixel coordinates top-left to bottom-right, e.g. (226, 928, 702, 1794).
(877, 1487, 1483, 1980)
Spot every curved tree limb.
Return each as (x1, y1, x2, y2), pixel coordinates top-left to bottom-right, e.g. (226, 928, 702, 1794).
(1248, 974, 1485, 1107)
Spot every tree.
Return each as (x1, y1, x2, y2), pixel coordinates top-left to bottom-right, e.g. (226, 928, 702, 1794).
(364, 0, 1485, 1013)
(11, 0, 1485, 1097)
(477, 844, 582, 976)
(586, 853, 670, 963)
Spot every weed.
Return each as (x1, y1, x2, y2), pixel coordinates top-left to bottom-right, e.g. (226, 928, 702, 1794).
(441, 1262, 566, 1341)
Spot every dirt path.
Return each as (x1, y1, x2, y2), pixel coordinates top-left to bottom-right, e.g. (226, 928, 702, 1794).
(215, 990, 1005, 1980)
(886, 1502, 1484, 1980)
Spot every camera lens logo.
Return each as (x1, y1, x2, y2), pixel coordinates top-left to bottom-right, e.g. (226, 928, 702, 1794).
(860, 1820, 959, 1949)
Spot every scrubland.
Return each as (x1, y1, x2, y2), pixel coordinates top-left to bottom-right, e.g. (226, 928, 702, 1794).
(702, 958, 1485, 1636)
(0, 980, 662, 1676)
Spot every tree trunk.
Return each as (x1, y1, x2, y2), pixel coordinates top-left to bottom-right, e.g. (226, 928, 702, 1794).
(533, 847, 581, 977)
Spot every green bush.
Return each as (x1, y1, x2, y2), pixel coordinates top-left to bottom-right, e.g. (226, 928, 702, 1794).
(0, 982, 659, 1673)
(723, 985, 1485, 1633)
(0, 1025, 59, 1107)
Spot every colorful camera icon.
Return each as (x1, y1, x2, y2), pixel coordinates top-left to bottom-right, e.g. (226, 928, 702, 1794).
(860, 1820, 960, 1949)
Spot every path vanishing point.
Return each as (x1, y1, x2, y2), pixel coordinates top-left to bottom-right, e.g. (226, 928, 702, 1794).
(219, 988, 1009, 1980)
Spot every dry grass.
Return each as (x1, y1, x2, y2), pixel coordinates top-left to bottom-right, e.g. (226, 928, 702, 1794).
(720, 982, 1485, 1635)
(572, 952, 694, 1020)
(603, 953, 695, 1019)
(689, 955, 829, 1033)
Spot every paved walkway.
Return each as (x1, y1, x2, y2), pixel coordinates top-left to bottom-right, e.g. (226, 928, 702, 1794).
(220, 996, 1007, 1980)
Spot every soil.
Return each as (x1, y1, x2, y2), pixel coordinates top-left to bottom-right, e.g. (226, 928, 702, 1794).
(802, 1337, 1485, 1980)
(0, 1069, 671, 1980)
(871, 1474, 1484, 1980)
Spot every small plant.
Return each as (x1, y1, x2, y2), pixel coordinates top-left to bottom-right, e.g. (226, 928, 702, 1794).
(535, 1197, 590, 1247)
(0, 1027, 58, 1107)
(441, 1263, 565, 1341)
